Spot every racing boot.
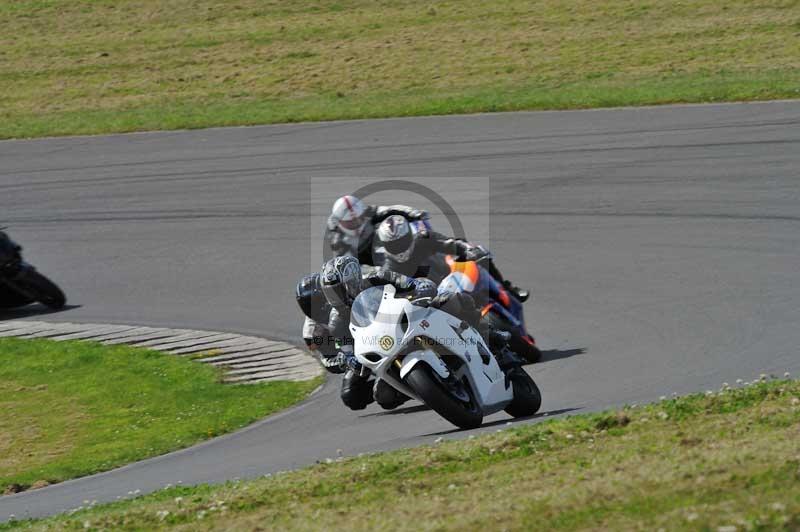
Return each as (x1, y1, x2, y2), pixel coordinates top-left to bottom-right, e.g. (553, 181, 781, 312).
(340, 369, 375, 410)
(373, 379, 410, 410)
(502, 280, 529, 303)
(485, 259, 529, 303)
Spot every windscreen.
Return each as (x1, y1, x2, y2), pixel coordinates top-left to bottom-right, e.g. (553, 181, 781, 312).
(351, 286, 384, 328)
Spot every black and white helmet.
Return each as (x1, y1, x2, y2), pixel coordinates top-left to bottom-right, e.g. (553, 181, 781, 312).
(320, 255, 361, 308)
(376, 215, 416, 263)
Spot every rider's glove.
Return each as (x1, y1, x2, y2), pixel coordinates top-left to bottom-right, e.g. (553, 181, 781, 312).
(346, 354, 363, 372)
(413, 278, 438, 299)
(464, 244, 491, 262)
(409, 209, 429, 222)
(320, 354, 345, 374)
(396, 275, 416, 292)
(429, 292, 451, 309)
(336, 351, 362, 372)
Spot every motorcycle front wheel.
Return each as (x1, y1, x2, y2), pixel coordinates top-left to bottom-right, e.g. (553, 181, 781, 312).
(404, 364, 483, 429)
(503, 367, 542, 418)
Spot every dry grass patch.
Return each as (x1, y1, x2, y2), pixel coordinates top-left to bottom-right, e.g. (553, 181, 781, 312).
(1, 0, 799, 138)
(0, 381, 87, 493)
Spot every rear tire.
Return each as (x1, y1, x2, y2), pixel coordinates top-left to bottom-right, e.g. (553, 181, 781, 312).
(9, 270, 66, 309)
(510, 335, 541, 364)
(504, 368, 542, 418)
(0, 283, 34, 308)
(404, 364, 483, 429)
(483, 313, 541, 364)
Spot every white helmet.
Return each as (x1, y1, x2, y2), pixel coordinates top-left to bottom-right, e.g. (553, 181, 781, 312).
(330, 195, 368, 236)
(376, 215, 416, 263)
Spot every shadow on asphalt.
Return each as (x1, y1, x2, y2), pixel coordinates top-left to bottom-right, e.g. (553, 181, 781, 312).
(539, 347, 586, 363)
(425, 406, 583, 437)
(0, 303, 80, 321)
(361, 403, 432, 418)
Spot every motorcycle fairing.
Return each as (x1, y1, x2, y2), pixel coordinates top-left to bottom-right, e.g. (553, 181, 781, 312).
(350, 284, 513, 414)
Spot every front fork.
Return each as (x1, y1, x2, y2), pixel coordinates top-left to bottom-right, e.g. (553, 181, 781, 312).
(356, 363, 371, 378)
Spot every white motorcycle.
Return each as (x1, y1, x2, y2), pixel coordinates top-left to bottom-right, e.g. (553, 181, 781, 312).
(349, 284, 541, 429)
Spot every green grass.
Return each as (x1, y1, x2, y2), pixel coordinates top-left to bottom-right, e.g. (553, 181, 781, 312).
(5, 377, 799, 530)
(0, 338, 320, 494)
(1, 0, 799, 139)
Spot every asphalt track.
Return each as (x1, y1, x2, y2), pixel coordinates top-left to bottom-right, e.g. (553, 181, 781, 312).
(2, 101, 800, 521)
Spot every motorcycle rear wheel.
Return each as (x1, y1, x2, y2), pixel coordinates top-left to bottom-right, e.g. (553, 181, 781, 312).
(483, 312, 542, 364)
(404, 364, 483, 430)
(8, 269, 66, 309)
(0, 283, 34, 308)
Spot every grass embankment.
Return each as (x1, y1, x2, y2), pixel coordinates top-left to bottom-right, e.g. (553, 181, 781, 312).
(0, 338, 320, 494)
(2, 0, 799, 139)
(6, 378, 799, 531)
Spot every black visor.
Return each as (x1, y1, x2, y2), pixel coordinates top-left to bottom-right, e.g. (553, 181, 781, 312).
(384, 231, 413, 256)
(321, 281, 348, 308)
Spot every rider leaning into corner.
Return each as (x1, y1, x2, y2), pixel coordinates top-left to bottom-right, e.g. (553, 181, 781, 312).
(327, 195, 528, 301)
(318, 255, 515, 411)
(375, 214, 529, 302)
(295, 272, 341, 373)
(326, 195, 429, 265)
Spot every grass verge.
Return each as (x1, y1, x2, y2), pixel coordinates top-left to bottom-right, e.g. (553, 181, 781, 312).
(2, 0, 799, 139)
(0, 338, 321, 494)
(5, 377, 799, 530)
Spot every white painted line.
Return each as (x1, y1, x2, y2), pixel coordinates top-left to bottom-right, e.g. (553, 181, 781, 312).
(0, 324, 60, 337)
(135, 332, 230, 349)
(100, 329, 182, 345)
(17, 323, 92, 338)
(166, 336, 270, 355)
(0, 320, 49, 332)
(47, 325, 140, 341)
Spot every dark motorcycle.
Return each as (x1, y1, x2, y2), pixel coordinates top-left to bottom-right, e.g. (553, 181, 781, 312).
(438, 257, 541, 364)
(0, 230, 66, 310)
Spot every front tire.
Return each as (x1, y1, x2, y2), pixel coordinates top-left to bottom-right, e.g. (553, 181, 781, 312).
(404, 364, 483, 429)
(504, 368, 542, 418)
